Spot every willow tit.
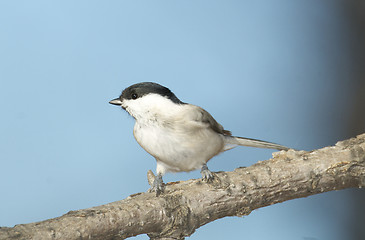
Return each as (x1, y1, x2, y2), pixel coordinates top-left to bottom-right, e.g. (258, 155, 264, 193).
(110, 82, 290, 195)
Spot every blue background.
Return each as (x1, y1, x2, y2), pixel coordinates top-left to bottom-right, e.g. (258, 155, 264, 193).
(1, 1, 364, 239)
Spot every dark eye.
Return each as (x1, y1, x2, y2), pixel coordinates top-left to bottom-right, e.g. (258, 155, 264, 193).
(131, 93, 138, 100)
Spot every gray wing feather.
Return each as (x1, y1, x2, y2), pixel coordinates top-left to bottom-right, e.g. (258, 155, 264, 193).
(192, 106, 232, 135)
(187, 105, 289, 151)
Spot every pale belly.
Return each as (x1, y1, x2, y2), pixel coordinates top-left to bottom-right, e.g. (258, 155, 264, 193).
(133, 122, 224, 173)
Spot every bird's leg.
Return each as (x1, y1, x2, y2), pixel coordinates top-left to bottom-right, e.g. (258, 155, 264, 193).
(148, 173, 165, 196)
(200, 163, 214, 182)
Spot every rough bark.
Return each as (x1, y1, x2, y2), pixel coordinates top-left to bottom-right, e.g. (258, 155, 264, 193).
(1, 133, 365, 240)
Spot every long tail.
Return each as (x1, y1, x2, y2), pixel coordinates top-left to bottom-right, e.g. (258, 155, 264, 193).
(224, 136, 290, 151)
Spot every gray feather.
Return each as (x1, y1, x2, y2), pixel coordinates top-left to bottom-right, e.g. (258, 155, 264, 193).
(191, 106, 289, 151)
(224, 136, 290, 151)
(193, 106, 232, 135)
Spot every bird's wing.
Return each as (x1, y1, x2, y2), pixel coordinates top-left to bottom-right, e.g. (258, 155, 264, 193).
(181, 105, 290, 151)
(186, 105, 232, 136)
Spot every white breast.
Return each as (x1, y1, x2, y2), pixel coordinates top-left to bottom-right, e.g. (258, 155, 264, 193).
(123, 94, 224, 174)
(134, 121, 224, 173)
(128, 94, 225, 174)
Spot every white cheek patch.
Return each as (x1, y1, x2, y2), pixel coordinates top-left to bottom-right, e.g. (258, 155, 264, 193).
(123, 98, 148, 119)
(121, 98, 141, 118)
(123, 94, 179, 122)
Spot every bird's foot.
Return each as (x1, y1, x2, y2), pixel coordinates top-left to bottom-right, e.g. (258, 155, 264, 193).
(148, 173, 165, 196)
(201, 164, 214, 182)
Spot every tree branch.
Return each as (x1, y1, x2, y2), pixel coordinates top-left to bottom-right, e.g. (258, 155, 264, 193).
(1, 133, 365, 240)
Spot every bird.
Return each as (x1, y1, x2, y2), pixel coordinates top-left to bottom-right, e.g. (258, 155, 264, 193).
(109, 82, 290, 195)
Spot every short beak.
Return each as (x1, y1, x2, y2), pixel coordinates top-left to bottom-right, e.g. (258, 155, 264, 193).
(109, 98, 123, 106)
